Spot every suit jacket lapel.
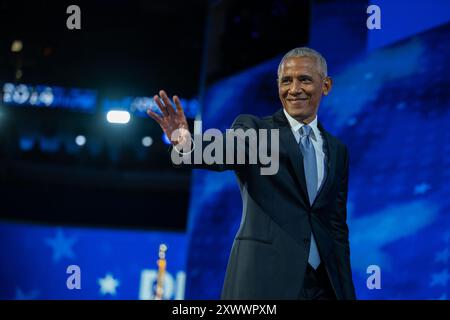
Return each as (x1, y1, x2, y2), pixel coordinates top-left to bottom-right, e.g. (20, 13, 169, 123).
(273, 109, 310, 205)
(313, 121, 336, 208)
(273, 109, 337, 208)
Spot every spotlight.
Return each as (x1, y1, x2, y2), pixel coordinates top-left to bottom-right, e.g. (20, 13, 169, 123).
(19, 137, 34, 151)
(11, 40, 23, 53)
(106, 110, 130, 124)
(75, 135, 86, 146)
(142, 136, 153, 147)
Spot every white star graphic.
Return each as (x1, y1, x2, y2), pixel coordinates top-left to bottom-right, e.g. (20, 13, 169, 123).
(414, 183, 431, 195)
(44, 228, 77, 263)
(430, 269, 449, 287)
(435, 248, 450, 264)
(98, 273, 120, 296)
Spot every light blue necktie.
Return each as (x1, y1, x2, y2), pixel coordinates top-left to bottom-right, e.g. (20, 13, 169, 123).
(299, 125, 321, 270)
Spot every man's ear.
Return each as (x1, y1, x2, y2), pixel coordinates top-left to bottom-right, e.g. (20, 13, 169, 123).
(323, 76, 333, 96)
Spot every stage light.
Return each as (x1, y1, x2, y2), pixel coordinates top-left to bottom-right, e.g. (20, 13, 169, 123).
(19, 137, 34, 151)
(75, 135, 86, 146)
(15, 69, 23, 80)
(142, 136, 153, 147)
(11, 40, 23, 53)
(106, 110, 130, 124)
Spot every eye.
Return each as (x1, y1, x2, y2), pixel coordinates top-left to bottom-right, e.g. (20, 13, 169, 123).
(301, 78, 312, 84)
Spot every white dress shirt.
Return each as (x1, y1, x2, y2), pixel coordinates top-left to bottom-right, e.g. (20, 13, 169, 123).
(283, 109, 326, 192)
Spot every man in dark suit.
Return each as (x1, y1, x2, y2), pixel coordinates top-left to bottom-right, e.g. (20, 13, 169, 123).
(148, 47, 356, 300)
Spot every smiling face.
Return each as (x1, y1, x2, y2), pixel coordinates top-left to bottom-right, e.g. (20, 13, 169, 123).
(278, 56, 332, 124)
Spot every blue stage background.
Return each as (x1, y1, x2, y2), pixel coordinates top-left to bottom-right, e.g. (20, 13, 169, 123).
(184, 22, 450, 299)
(0, 221, 187, 300)
(1, 1, 449, 301)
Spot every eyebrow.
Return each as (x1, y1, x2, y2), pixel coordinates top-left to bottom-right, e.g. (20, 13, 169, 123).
(280, 75, 314, 80)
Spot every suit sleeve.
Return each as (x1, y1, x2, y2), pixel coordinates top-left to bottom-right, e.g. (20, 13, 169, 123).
(330, 145, 356, 299)
(169, 114, 257, 173)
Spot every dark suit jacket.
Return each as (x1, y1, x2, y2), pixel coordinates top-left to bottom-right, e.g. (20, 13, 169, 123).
(176, 108, 356, 300)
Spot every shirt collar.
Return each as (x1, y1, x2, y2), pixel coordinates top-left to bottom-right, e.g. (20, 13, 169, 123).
(283, 108, 320, 140)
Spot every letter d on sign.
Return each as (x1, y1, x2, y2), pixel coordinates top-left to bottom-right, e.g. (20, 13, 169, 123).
(66, 265, 81, 290)
(66, 5, 81, 30)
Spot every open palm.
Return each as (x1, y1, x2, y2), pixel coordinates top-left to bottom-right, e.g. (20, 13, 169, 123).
(147, 90, 190, 145)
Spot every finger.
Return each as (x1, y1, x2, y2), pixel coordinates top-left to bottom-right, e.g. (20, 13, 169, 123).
(173, 95, 185, 116)
(147, 109, 163, 125)
(153, 95, 169, 117)
(159, 90, 176, 116)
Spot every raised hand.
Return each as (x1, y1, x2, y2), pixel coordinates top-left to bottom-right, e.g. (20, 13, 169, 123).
(147, 90, 190, 146)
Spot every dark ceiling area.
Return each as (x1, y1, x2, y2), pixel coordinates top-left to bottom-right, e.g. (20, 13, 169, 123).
(0, 0, 310, 94)
(0, 0, 310, 231)
(0, 0, 208, 97)
(207, 0, 310, 82)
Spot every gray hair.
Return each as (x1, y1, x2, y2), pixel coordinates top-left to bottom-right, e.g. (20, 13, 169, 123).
(277, 47, 328, 79)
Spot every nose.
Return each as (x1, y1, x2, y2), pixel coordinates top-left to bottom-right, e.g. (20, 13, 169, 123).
(288, 79, 303, 95)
